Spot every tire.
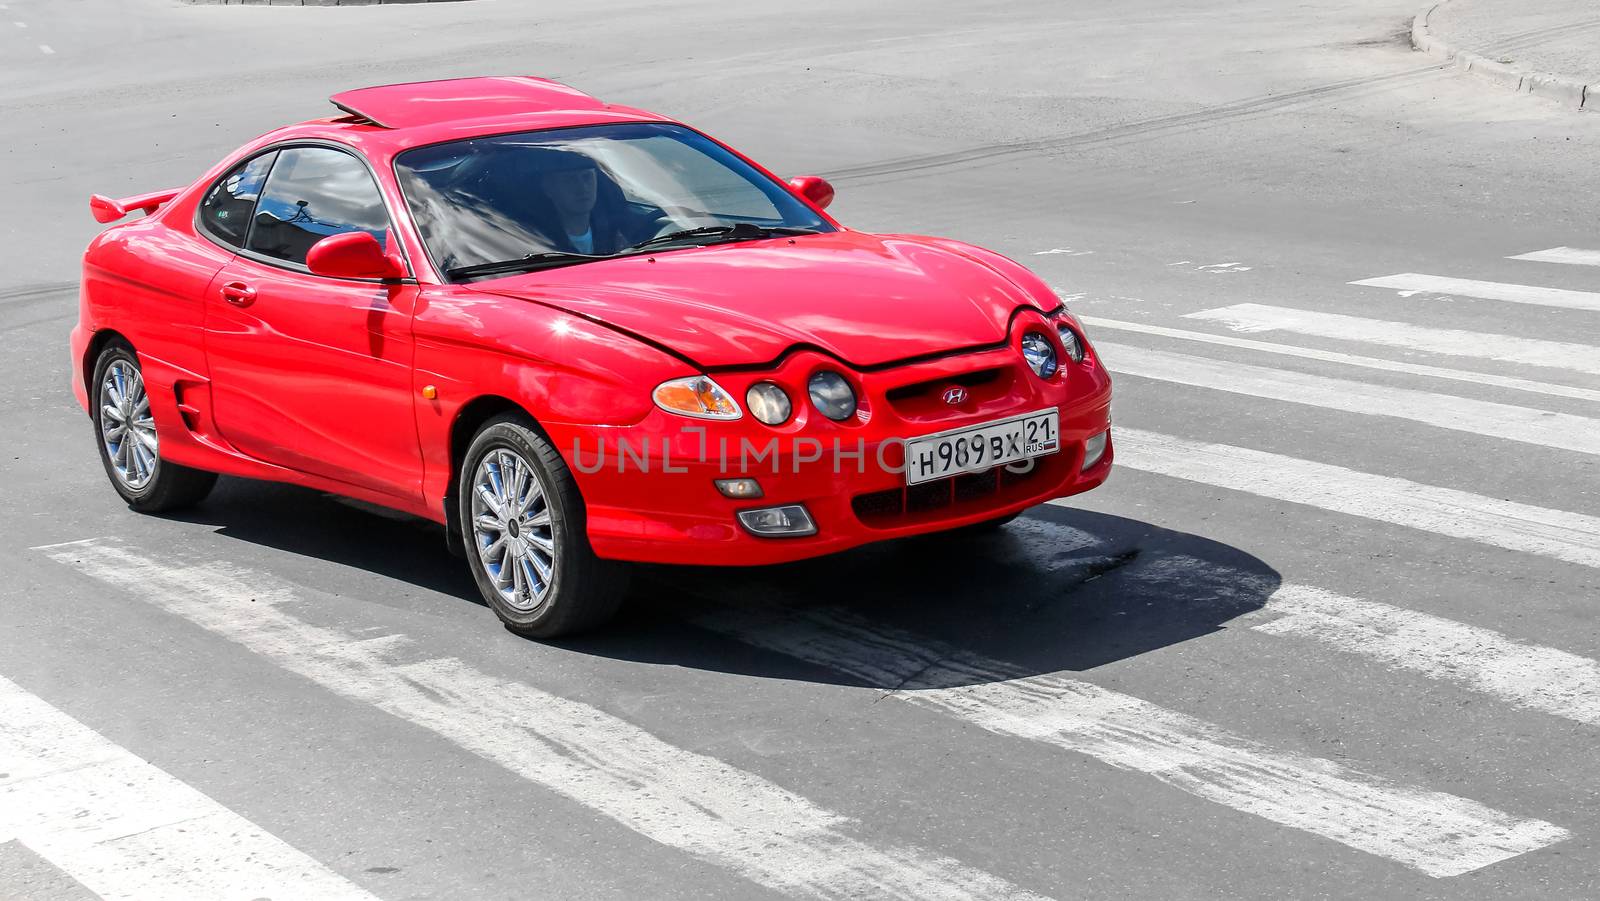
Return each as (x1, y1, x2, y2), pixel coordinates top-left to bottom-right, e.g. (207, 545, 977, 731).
(457, 413, 629, 637)
(91, 341, 217, 513)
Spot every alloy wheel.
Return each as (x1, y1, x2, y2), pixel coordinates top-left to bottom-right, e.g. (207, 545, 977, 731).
(100, 359, 158, 490)
(470, 447, 558, 612)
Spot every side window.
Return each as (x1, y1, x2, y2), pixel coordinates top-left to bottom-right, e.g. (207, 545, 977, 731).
(198, 152, 276, 248)
(246, 147, 389, 267)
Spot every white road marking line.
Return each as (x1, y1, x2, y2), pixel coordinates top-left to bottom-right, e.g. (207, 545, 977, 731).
(1509, 247, 1600, 267)
(37, 539, 1050, 901)
(1106, 428, 1600, 570)
(1096, 341, 1600, 457)
(1084, 315, 1600, 404)
(1351, 273, 1600, 313)
(1182, 304, 1600, 379)
(694, 605, 1566, 878)
(1120, 555, 1600, 728)
(12, 21, 24, 29)
(0, 673, 377, 901)
(37, 43, 51, 55)
(1260, 585, 1600, 726)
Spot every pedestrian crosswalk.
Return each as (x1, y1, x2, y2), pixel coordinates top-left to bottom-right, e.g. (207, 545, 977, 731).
(34, 538, 1051, 901)
(0, 674, 378, 901)
(16, 246, 1600, 897)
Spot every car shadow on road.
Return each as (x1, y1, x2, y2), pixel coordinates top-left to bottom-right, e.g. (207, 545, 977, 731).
(167, 476, 487, 605)
(175, 478, 1279, 686)
(581, 502, 1281, 686)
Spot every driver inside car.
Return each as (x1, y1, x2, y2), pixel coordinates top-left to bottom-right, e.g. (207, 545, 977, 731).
(526, 149, 635, 256)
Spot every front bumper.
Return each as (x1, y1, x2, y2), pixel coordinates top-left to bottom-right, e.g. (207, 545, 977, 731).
(545, 316, 1114, 566)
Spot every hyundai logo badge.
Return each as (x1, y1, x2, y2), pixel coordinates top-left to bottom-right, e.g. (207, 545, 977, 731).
(941, 386, 968, 405)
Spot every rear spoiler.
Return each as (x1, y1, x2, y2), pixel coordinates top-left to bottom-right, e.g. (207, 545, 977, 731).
(89, 188, 182, 224)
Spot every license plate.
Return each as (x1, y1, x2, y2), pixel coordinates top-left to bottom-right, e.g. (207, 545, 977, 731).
(903, 408, 1060, 485)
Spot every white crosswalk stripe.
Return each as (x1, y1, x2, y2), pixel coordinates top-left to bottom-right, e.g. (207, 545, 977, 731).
(0, 673, 378, 901)
(1103, 428, 1600, 570)
(1179, 304, 1600, 379)
(1082, 315, 1600, 403)
(1120, 556, 1600, 728)
(693, 603, 1567, 878)
(1508, 247, 1600, 267)
(35, 538, 1051, 901)
(1350, 273, 1600, 312)
(1095, 342, 1600, 457)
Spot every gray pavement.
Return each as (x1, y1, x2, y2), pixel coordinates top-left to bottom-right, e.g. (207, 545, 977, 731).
(4, 1, 1600, 898)
(1428, 0, 1600, 85)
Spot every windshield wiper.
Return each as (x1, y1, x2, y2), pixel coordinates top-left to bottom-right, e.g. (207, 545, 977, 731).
(622, 222, 819, 254)
(447, 251, 610, 281)
(448, 224, 822, 280)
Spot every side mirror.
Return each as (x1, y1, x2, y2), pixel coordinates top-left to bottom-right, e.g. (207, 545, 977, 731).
(787, 175, 835, 211)
(306, 231, 406, 280)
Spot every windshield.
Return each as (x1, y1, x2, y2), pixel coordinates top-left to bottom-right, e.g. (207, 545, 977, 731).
(394, 123, 834, 279)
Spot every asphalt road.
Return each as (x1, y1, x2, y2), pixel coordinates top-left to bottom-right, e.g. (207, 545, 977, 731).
(4, 1, 1600, 898)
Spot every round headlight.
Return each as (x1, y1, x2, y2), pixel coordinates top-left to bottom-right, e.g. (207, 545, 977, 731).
(746, 382, 793, 425)
(1056, 324, 1086, 364)
(807, 371, 857, 421)
(1021, 331, 1059, 378)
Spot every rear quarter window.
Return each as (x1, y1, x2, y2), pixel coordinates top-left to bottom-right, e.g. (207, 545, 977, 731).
(198, 152, 277, 248)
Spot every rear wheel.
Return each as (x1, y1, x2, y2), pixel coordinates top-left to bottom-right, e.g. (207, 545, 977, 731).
(458, 414, 629, 637)
(91, 342, 216, 512)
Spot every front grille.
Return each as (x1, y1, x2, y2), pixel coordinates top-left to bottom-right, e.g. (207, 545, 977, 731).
(851, 462, 1045, 526)
(885, 367, 1003, 405)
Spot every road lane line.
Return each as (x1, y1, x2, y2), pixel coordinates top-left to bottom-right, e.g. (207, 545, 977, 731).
(0, 673, 377, 901)
(1350, 274, 1600, 312)
(1095, 341, 1600, 457)
(1181, 304, 1600, 379)
(1106, 428, 1600, 570)
(37, 44, 52, 55)
(1118, 555, 1600, 728)
(37, 539, 1050, 901)
(694, 605, 1566, 877)
(1083, 315, 1600, 403)
(1509, 247, 1600, 267)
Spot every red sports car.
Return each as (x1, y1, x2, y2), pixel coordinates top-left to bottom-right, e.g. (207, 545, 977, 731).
(74, 76, 1113, 636)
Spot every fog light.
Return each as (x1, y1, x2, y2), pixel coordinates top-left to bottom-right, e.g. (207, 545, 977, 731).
(736, 504, 817, 537)
(715, 478, 763, 499)
(1082, 431, 1108, 470)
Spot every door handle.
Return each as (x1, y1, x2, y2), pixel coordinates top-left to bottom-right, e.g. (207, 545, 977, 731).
(220, 282, 257, 307)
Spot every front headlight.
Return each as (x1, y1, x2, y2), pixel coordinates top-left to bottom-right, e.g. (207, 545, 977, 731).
(1020, 331, 1059, 379)
(746, 382, 793, 425)
(653, 375, 742, 420)
(1056, 324, 1086, 363)
(807, 371, 857, 421)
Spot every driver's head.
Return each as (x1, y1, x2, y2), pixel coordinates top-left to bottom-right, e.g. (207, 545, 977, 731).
(530, 149, 598, 218)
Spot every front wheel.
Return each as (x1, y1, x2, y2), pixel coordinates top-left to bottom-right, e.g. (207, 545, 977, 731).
(91, 341, 216, 512)
(458, 414, 629, 637)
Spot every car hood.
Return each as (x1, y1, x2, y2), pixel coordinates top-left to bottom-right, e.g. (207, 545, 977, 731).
(467, 231, 1049, 369)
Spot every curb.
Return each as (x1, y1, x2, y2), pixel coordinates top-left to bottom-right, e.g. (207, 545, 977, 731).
(1411, 2, 1594, 110)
